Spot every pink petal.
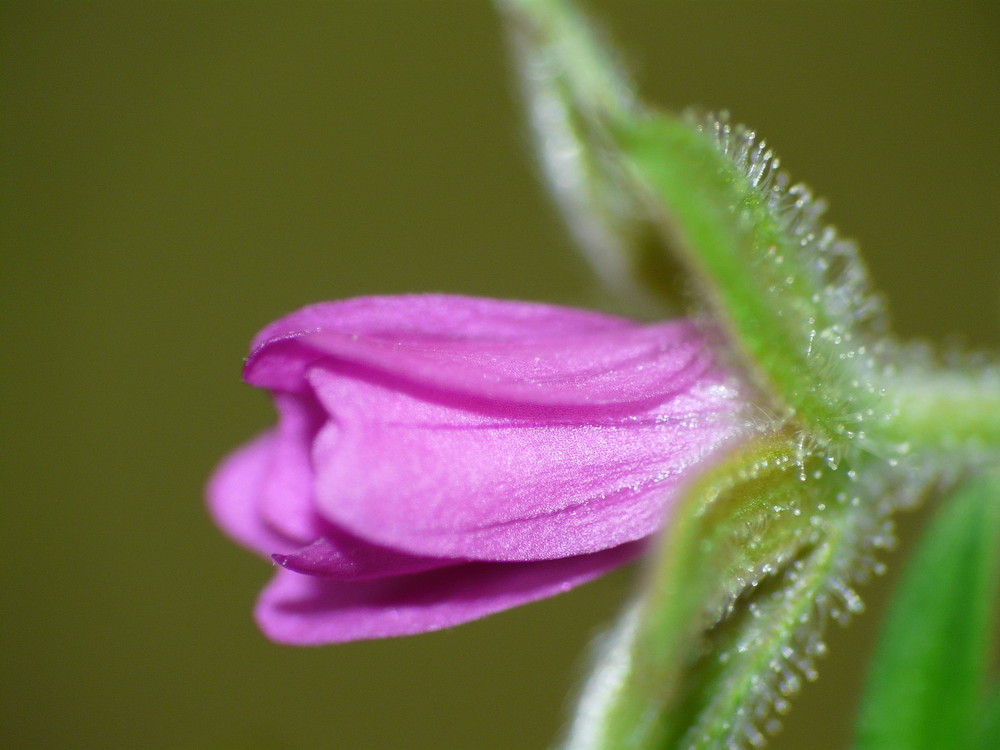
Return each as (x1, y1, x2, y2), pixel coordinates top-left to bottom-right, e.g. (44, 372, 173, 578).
(207, 395, 330, 553)
(256, 542, 643, 644)
(272, 528, 455, 580)
(307, 364, 740, 561)
(256, 394, 326, 544)
(206, 431, 300, 557)
(211, 294, 749, 644)
(243, 295, 711, 406)
(250, 295, 633, 355)
(208, 428, 450, 578)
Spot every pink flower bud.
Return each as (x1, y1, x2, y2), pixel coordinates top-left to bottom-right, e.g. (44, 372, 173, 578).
(208, 295, 744, 644)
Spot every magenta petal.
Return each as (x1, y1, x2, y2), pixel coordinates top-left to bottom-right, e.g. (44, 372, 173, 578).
(272, 529, 456, 580)
(206, 431, 300, 557)
(211, 294, 747, 644)
(249, 295, 633, 360)
(210, 434, 453, 578)
(288, 323, 707, 407)
(256, 394, 326, 544)
(243, 295, 710, 406)
(307, 365, 740, 561)
(256, 542, 643, 644)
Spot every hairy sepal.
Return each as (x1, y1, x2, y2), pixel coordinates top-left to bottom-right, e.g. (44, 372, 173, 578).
(615, 114, 898, 457)
(561, 433, 892, 750)
(499, 0, 687, 312)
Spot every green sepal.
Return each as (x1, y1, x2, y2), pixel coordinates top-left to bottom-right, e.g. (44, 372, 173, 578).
(498, 0, 685, 311)
(852, 471, 1000, 750)
(561, 433, 882, 750)
(615, 114, 889, 449)
(501, 0, 894, 450)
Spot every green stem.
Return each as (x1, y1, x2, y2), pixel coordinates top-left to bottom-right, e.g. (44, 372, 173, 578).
(883, 368, 1000, 458)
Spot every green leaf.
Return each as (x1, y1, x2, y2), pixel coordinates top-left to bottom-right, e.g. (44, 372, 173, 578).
(975, 684, 1000, 750)
(853, 471, 1000, 750)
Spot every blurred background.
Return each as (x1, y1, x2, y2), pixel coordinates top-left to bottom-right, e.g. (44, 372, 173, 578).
(3, 2, 997, 748)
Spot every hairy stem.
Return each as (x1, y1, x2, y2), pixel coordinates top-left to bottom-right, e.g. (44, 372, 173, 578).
(884, 368, 1000, 459)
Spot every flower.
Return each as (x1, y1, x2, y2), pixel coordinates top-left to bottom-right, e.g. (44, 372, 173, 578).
(208, 294, 743, 644)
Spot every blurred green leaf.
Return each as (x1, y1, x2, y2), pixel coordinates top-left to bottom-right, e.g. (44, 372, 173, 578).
(974, 684, 1000, 750)
(853, 471, 1000, 750)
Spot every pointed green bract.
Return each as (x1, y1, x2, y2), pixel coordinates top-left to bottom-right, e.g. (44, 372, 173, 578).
(853, 471, 1000, 750)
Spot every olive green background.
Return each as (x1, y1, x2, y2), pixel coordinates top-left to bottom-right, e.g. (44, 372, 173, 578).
(3, 2, 997, 749)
